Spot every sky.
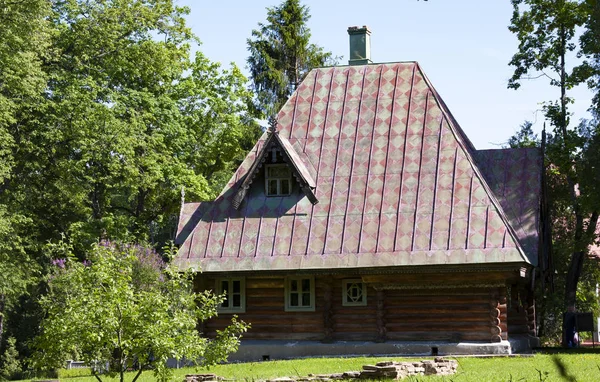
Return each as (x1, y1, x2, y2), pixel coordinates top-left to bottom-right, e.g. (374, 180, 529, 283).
(178, 0, 593, 150)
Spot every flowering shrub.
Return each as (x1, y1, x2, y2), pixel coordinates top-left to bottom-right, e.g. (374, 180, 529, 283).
(33, 241, 248, 382)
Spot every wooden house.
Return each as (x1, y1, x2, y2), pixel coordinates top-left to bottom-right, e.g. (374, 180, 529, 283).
(174, 27, 543, 359)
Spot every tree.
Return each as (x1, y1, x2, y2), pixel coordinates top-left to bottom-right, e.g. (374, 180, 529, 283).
(0, 337, 21, 381)
(247, 0, 335, 117)
(0, 0, 50, 352)
(506, 120, 539, 148)
(0, 0, 261, 364)
(508, 0, 600, 344)
(32, 241, 248, 382)
(0, 0, 261, 255)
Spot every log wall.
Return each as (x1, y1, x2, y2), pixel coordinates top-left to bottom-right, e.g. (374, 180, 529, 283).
(198, 274, 512, 342)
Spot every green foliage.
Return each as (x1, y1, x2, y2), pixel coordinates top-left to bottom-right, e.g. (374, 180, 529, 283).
(508, 0, 585, 91)
(508, 0, 600, 344)
(0, 0, 50, 183)
(506, 120, 540, 148)
(31, 241, 248, 382)
(247, 0, 336, 117)
(0, 0, 261, 360)
(0, 337, 21, 381)
(0, 0, 51, 352)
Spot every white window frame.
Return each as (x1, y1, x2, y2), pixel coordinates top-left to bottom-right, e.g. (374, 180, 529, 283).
(265, 164, 292, 196)
(285, 276, 315, 312)
(342, 279, 367, 306)
(216, 277, 246, 313)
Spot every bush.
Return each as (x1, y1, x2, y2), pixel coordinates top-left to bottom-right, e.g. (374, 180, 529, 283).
(0, 337, 22, 381)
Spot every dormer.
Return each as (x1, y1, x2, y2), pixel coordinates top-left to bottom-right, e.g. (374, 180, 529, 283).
(232, 123, 318, 210)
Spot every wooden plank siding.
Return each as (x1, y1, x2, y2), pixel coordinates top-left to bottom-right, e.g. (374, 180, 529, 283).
(198, 275, 514, 343)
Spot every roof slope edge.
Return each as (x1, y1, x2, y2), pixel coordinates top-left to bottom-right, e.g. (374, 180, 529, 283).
(415, 63, 533, 265)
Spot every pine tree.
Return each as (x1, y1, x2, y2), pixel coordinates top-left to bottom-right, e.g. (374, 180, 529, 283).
(247, 0, 336, 117)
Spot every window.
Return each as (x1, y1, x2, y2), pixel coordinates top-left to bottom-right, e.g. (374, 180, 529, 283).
(285, 276, 315, 311)
(342, 279, 367, 306)
(216, 278, 245, 313)
(265, 164, 292, 196)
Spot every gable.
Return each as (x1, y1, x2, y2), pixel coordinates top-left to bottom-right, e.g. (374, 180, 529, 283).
(232, 130, 318, 209)
(175, 62, 537, 272)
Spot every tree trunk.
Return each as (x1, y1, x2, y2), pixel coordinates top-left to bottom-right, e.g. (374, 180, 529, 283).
(563, 210, 599, 346)
(131, 365, 144, 382)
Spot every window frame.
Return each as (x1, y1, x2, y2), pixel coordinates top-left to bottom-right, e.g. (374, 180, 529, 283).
(215, 277, 246, 313)
(342, 279, 367, 307)
(265, 164, 292, 197)
(284, 276, 315, 312)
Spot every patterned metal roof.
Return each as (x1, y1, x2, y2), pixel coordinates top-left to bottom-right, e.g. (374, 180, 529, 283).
(174, 62, 541, 272)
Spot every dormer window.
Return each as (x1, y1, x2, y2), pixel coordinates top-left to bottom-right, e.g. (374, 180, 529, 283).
(265, 164, 292, 196)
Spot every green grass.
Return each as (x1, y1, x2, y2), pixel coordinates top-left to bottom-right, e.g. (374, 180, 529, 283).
(25, 352, 600, 381)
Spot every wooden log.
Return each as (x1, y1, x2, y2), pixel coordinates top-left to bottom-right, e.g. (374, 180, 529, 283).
(244, 288, 284, 297)
(246, 279, 285, 289)
(385, 331, 490, 341)
(242, 332, 323, 341)
(362, 272, 512, 285)
(385, 306, 489, 315)
(333, 332, 379, 341)
(385, 306, 489, 314)
(385, 322, 491, 331)
(379, 314, 487, 323)
(490, 288, 503, 342)
(332, 324, 379, 333)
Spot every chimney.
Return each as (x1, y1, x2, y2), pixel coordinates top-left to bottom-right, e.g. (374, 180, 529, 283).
(347, 26, 372, 65)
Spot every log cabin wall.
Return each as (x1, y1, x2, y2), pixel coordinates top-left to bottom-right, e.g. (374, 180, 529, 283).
(507, 285, 536, 336)
(199, 275, 327, 341)
(383, 287, 507, 342)
(197, 274, 512, 343)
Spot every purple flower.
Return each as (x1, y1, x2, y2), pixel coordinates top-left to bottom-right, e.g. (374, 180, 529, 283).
(52, 258, 66, 268)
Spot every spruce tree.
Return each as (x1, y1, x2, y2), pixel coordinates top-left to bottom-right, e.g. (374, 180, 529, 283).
(247, 0, 335, 117)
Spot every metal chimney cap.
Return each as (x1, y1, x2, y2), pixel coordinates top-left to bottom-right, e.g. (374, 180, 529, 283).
(347, 25, 371, 35)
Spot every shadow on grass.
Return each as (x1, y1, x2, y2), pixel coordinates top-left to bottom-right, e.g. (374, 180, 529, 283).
(550, 354, 576, 382)
(534, 347, 600, 354)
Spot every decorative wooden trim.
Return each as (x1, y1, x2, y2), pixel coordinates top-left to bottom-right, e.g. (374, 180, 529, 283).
(342, 279, 368, 306)
(232, 131, 318, 209)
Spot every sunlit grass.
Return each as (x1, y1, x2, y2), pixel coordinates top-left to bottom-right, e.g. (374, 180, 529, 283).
(24, 351, 600, 381)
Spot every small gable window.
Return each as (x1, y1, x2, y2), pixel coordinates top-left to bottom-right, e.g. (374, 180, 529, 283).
(285, 276, 315, 312)
(342, 279, 367, 306)
(216, 278, 245, 313)
(265, 164, 292, 196)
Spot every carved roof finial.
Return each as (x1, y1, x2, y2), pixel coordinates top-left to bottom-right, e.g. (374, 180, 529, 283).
(268, 115, 278, 133)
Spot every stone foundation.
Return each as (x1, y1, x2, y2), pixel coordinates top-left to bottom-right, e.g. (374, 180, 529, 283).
(231, 339, 514, 362)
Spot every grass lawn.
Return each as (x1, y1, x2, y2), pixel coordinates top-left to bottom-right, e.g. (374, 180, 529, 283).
(28, 351, 600, 381)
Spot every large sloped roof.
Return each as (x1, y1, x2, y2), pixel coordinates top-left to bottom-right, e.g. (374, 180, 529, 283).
(174, 62, 541, 272)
